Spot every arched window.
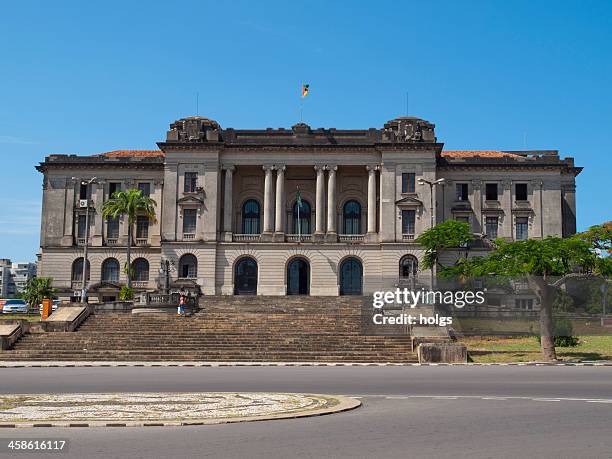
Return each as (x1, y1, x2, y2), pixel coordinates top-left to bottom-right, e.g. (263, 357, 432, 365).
(71, 257, 90, 282)
(234, 257, 258, 295)
(132, 258, 149, 282)
(179, 254, 198, 279)
(293, 200, 312, 235)
(399, 255, 418, 278)
(242, 200, 261, 234)
(343, 200, 362, 234)
(101, 258, 120, 282)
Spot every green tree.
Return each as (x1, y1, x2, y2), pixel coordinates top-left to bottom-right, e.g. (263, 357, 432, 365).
(22, 277, 57, 309)
(415, 220, 473, 285)
(443, 224, 612, 361)
(102, 189, 157, 288)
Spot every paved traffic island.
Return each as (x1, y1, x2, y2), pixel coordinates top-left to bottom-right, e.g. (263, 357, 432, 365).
(0, 392, 360, 428)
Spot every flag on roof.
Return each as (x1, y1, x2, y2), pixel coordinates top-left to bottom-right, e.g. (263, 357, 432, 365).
(301, 84, 309, 98)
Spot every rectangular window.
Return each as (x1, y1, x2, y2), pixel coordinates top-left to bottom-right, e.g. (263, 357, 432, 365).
(184, 172, 198, 193)
(183, 209, 197, 234)
(456, 183, 469, 201)
(137, 182, 151, 197)
(401, 210, 416, 235)
(108, 182, 121, 197)
(485, 183, 498, 201)
(402, 173, 415, 193)
(77, 215, 87, 238)
(136, 216, 149, 239)
(515, 299, 534, 310)
(515, 183, 528, 201)
(79, 183, 88, 200)
(516, 217, 529, 240)
(107, 217, 119, 238)
(485, 216, 498, 239)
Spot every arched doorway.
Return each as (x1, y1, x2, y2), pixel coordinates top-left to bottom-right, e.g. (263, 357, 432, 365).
(339, 257, 363, 295)
(399, 255, 418, 278)
(234, 257, 258, 295)
(178, 254, 198, 279)
(287, 257, 310, 295)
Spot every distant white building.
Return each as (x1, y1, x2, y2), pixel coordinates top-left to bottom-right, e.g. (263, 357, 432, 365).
(0, 259, 37, 298)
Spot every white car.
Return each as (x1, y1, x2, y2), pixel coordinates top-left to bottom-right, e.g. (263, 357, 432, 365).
(38, 300, 60, 314)
(2, 299, 29, 314)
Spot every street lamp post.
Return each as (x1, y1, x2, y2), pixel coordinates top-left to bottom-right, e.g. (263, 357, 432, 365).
(73, 177, 97, 303)
(417, 177, 445, 289)
(159, 259, 176, 295)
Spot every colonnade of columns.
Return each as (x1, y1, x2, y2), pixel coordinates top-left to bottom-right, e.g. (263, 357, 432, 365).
(222, 164, 379, 241)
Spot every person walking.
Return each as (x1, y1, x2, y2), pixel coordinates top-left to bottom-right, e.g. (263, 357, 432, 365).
(178, 294, 186, 316)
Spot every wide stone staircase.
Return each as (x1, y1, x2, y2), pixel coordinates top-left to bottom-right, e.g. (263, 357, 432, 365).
(1, 297, 422, 362)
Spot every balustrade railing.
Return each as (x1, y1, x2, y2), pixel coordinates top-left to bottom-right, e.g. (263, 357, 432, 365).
(338, 234, 365, 242)
(232, 234, 261, 242)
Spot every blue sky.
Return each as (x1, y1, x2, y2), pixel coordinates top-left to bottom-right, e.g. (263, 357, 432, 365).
(0, 0, 610, 261)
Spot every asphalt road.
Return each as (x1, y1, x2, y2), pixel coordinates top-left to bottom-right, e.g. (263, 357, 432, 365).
(1, 366, 611, 459)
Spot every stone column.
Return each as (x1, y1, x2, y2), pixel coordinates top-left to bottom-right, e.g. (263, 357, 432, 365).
(326, 165, 337, 241)
(91, 182, 104, 247)
(366, 165, 378, 235)
(262, 165, 275, 238)
(274, 165, 286, 241)
(471, 180, 482, 233)
(502, 179, 513, 240)
(314, 165, 326, 238)
(222, 165, 235, 241)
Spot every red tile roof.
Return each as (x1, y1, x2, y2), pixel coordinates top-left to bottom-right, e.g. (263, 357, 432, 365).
(441, 150, 520, 158)
(95, 150, 164, 158)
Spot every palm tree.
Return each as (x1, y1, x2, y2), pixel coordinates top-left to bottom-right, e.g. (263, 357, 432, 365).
(22, 277, 57, 309)
(102, 189, 157, 288)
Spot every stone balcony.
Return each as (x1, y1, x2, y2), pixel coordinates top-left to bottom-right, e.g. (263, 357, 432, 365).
(233, 234, 261, 242)
(338, 234, 365, 243)
(135, 238, 149, 247)
(286, 234, 313, 242)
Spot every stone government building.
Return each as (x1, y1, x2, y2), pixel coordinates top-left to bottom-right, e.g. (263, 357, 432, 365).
(36, 116, 581, 301)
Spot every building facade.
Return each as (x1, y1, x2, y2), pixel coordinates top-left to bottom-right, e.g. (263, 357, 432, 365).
(36, 116, 581, 301)
(0, 259, 37, 298)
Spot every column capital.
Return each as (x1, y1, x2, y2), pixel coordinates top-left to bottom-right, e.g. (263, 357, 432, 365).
(222, 164, 235, 172)
(366, 164, 379, 172)
(275, 164, 286, 172)
(326, 165, 338, 172)
(314, 164, 326, 173)
(262, 164, 275, 172)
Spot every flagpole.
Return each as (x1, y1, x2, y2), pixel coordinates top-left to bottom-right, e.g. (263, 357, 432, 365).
(297, 187, 301, 242)
(300, 82, 304, 123)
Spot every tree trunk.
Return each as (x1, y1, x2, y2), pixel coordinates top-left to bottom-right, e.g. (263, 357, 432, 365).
(126, 224, 132, 289)
(528, 275, 557, 361)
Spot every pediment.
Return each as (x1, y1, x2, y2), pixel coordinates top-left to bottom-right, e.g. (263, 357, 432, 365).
(395, 196, 423, 207)
(177, 195, 204, 205)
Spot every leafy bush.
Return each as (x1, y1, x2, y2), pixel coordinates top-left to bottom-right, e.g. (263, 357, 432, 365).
(537, 317, 579, 347)
(119, 286, 134, 301)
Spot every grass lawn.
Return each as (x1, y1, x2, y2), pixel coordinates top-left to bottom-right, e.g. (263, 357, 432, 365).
(0, 314, 40, 322)
(460, 335, 612, 363)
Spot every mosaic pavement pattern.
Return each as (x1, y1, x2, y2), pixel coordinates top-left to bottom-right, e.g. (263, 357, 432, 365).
(0, 392, 341, 424)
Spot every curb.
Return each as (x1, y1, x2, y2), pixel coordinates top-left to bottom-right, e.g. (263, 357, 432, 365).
(0, 394, 361, 429)
(0, 361, 611, 368)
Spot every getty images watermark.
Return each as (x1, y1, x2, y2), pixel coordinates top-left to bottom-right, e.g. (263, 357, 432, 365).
(370, 288, 486, 327)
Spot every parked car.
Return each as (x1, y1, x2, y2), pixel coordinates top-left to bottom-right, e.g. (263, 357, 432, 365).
(2, 299, 29, 314)
(0, 299, 6, 312)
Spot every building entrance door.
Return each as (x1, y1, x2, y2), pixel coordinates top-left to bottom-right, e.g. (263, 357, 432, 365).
(287, 258, 310, 295)
(339, 258, 363, 295)
(234, 257, 258, 295)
